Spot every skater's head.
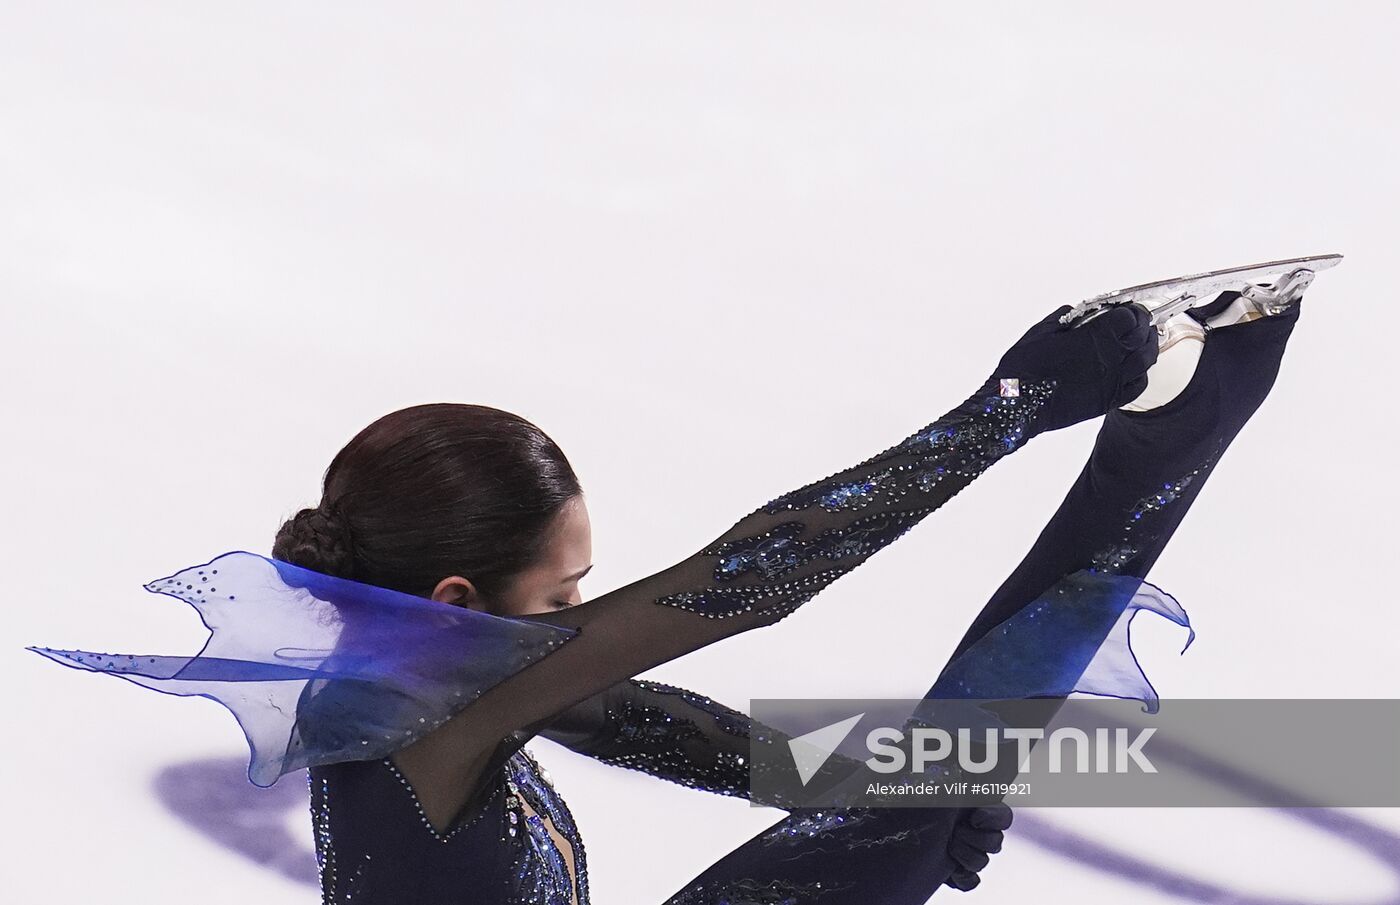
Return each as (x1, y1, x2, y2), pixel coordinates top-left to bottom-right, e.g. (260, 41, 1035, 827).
(272, 403, 592, 618)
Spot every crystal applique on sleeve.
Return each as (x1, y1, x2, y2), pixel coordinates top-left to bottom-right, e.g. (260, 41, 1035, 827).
(655, 378, 1054, 619)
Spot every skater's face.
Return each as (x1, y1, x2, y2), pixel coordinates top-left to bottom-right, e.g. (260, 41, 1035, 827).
(429, 494, 594, 618)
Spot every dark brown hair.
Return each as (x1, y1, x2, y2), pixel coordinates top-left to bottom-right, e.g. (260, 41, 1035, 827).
(272, 403, 582, 600)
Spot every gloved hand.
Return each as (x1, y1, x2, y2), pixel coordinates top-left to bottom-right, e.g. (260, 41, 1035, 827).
(943, 803, 1013, 892)
(991, 304, 1159, 436)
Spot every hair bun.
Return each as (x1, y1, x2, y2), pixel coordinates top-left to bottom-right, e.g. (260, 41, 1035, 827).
(273, 503, 357, 579)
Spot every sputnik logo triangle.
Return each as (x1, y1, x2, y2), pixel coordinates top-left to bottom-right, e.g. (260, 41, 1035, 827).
(787, 712, 864, 786)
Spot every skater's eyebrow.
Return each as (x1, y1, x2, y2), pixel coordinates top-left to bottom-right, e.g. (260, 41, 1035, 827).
(560, 564, 594, 583)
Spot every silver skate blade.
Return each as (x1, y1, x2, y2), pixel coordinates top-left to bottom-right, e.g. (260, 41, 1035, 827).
(1240, 268, 1316, 315)
(1061, 254, 1343, 328)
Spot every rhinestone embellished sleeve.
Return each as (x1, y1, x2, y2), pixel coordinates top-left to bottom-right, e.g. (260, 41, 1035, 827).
(652, 376, 1054, 621)
(540, 678, 874, 807)
(540, 679, 758, 797)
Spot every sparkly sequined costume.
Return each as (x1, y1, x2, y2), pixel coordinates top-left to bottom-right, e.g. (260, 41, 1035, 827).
(32, 303, 1191, 904)
(297, 355, 1060, 904)
(296, 304, 1172, 904)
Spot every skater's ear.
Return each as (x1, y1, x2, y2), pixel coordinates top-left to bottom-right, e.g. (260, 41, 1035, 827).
(431, 575, 486, 612)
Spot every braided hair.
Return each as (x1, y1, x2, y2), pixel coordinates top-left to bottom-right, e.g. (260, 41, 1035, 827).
(273, 504, 358, 580)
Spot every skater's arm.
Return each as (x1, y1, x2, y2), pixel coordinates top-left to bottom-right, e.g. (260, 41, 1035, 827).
(539, 678, 875, 803)
(541, 677, 1013, 892)
(539, 678, 759, 798)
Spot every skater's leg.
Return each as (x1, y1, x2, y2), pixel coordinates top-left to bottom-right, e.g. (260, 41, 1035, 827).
(894, 297, 1308, 894)
(941, 295, 1303, 667)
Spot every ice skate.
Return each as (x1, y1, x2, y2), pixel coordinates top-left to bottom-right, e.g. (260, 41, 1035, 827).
(1061, 255, 1339, 412)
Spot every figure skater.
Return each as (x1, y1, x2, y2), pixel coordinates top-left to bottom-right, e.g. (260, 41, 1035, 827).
(28, 281, 1306, 904)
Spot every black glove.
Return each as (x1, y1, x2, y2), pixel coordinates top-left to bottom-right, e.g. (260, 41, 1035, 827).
(991, 303, 1159, 437)
(944, 803, 1014, 892)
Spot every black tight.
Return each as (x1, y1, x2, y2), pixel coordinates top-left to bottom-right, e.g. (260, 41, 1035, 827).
(662, 301, 1303, 904)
